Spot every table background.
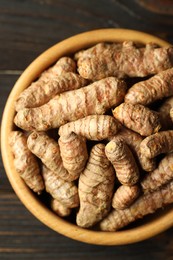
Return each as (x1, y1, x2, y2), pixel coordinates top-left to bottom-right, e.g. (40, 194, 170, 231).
(1, 1, 173, 259)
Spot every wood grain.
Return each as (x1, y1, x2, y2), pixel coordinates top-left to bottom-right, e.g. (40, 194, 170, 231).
(1, 0, 173, 259)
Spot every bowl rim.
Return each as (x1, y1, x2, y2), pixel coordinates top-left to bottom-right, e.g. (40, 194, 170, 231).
(1, 28, 173, 246)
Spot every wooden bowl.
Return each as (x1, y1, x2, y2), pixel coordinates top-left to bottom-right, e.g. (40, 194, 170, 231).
(1, 28, 173, 245)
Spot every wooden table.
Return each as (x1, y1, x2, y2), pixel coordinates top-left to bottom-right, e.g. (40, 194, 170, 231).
(1, 1, 173, 259)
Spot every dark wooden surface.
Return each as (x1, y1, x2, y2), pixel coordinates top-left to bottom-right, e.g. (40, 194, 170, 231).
(1, 1, 173, 259)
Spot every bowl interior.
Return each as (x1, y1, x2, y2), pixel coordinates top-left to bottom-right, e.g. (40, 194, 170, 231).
(1, 28, 173, 245)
